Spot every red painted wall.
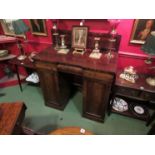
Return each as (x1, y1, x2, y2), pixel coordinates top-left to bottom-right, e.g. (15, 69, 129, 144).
(57, 19, 147, 56)
(57, 19, 155, 74)
(0, 19, 148, 55)
(1, 19, 155, 80)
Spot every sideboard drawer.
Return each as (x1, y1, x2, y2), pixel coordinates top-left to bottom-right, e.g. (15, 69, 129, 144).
(115, 87, 140, 97)
(35, 61, 57, 71)
(57, 64, 83, 76)
(140, 91, 155, 101)
(115, 86, 155, 101)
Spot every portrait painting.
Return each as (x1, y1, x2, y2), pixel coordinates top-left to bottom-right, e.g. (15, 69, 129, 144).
(72, 26, 88, 49)
(29, 19, 47, 36)
(0, 19, 25, 38)
(130, 19, 155, 44)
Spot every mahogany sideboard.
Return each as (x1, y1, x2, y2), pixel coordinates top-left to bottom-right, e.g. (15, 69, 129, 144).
(33, 46, 118, 122)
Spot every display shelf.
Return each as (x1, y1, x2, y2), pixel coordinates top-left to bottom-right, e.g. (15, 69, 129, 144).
(115, 93, 149, 102)
(109, 71, 155, 122)
(0, 35, 16, 44)
(111, 102, 150, 121)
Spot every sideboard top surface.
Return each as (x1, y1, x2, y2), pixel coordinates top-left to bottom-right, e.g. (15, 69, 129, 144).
(33, 46, 118, 74)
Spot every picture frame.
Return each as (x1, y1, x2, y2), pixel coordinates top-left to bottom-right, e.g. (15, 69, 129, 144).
(29, 19, 47, 36)
(130, 19, 155, 44)
(0, 19, 25, 38)
(72, 26, 88, 50)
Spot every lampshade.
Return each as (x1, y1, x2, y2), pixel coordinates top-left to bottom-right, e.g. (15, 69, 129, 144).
(12, 19, 29, 35)
(141, 31, 155, 56)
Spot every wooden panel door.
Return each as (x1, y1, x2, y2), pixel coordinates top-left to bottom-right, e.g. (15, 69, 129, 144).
(83, 70, 114, 122)
(35, 62, 71, 110)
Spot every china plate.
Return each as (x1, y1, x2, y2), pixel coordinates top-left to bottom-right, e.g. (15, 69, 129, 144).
(134, 106, 144, 114)
(112, 97, 128, 112)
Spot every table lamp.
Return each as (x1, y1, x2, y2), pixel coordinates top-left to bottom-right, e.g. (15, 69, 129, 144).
(141, 31, 155, 86)
(12, 19, 29, 60)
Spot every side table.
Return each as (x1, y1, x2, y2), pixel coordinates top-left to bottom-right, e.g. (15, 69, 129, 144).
(49, 126, 93, 135)
(9, 55, 36, 92)
(0, 102, 26, 135)
(109, 71, 155, 122)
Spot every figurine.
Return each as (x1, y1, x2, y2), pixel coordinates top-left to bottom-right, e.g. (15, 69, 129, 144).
(119, 66, 138, 83)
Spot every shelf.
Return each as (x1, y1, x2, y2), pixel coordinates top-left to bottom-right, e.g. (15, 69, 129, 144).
(115, 93, 148, 102)
(111, 101, 150, 121)
(0, 35, 16, 44)
(111, 109, 149, 121)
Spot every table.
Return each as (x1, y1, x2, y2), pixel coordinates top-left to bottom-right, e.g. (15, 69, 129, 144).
(9, 55, 36, 91)
(49, 126, 93, 135)
(0, 102, 26, 135)
(0, 35, 17, 44)
(0, 54, 16, 61)
(33, 46, 118, 122)
(109, 71, 155, 121)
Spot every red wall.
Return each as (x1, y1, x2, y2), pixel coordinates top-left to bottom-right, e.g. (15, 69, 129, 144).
(0, 19, 148, 55)
(1, 19, 155, 78)
(56, 19, 155, 74)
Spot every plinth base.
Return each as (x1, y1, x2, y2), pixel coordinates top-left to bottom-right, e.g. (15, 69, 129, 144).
(57, 49, 69, 54)
(89, 52, 102, 59)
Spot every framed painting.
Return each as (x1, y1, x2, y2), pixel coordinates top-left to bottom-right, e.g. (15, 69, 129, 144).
(130, 19, 155, 44)
(29, 19, 47, 36)
(72, 26, 88, 50)
(0, 19, 25, 38)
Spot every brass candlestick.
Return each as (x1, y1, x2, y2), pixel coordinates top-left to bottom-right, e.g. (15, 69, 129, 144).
(89, 37, 102, 59)
(60, 35, 67, 49)
(57, 34, 69, 54)
(105, 38, 115, 60)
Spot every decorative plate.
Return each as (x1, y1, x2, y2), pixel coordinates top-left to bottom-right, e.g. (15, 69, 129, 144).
(112, 97, 128, 112)
(129, 103, 148, 117)
(134, 106, 144, 114)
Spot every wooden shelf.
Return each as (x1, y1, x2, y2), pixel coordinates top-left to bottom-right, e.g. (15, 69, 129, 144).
(111, 109, 149, 121)
(111, 101, 150, 121)
(0, 35, 16, 44)
(115, 93, 148, 102)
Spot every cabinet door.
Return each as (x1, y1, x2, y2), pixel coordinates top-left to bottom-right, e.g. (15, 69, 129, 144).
(37, 69, 59, 106)
(36, 62, 71, 110)
(83, 70, 114, 122)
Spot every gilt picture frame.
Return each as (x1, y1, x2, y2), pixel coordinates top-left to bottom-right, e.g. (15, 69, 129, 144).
(72, 26, 88, 50)
(130, 19, 155, 44)
(29, 19, 47, 36)
(0, 19, 25, 38)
